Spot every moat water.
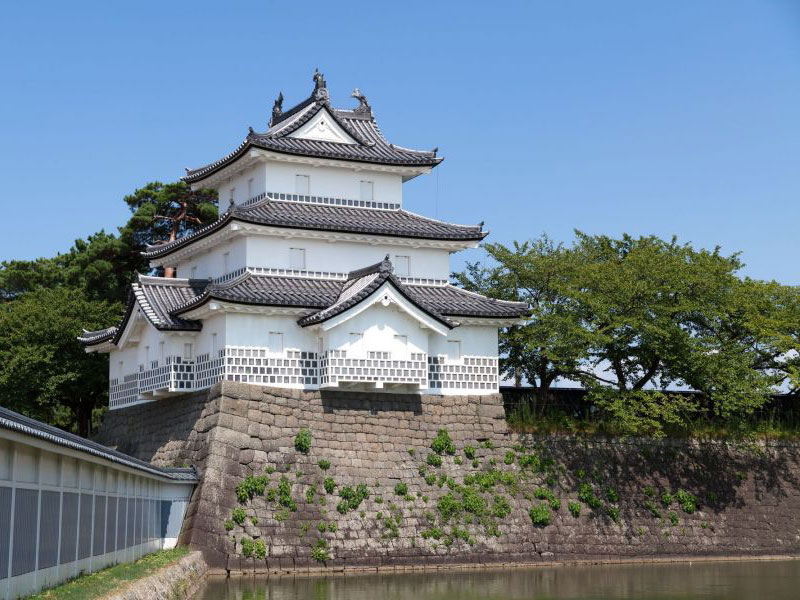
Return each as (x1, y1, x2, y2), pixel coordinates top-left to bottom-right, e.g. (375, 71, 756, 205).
(196, 559, 800, 599)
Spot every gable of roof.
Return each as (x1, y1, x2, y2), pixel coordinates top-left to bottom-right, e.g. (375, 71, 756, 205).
(78, 274, 209, 347)
(183, 75, 442, 184)
(297, 256, 454, 330)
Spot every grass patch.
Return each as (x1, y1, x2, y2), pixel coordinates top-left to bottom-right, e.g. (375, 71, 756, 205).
(31, 547, 190, 600)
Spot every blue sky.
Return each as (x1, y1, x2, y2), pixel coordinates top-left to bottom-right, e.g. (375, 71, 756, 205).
(1, 1, 799, 282)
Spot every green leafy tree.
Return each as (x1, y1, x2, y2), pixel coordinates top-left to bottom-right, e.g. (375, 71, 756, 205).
(453, 235, 590, 408)
(0, 287, 120, 436)
(122, 181, 217, 276)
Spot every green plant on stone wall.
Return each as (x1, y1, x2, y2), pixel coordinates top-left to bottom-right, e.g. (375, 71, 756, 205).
(431, 429, 456, 455)
(224, 519, 234, 531)
(231, 507, 246, 526)
(254, 539, 266, 559)
(607, 505, 620, 523)
(643, 485, 655, 498)
(464, 445, 476, 460)
(236, 474, 269, 503)
(454, 456, 463, 465)
(668, 510, 679, 526)
(425, 473, 436, 485)
(306, 486, 317, 503)
(529, 503, 551, 527)
(568, 501, 581, 518)
(577, 483, 602, 509)
(472, 459, 480, 468)
(645, 500, 661, 518)
(265, 465, 275, 474)
(482, 440, 494, 449)
(394, 482, 408, 496)
(277, 475, 297, 511)
(661, 492, 673, 508)
(311, 539, 330, 562)
(492, 494, 512, 518)
(504, 451, 515, 465)
(241, 537, 254, 558)
(676, 490, 697, 514)
(318, 459, 331, 471)
(317, 522, 326, 533)
(294, 428, 312, 454)
(427, 454, 443, 467)
(605, 488, 619, 503)
(323, 477, 336, 494)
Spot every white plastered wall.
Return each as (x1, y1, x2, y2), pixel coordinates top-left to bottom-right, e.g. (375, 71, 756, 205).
(224, 313, 318, 352)
(244, 236, 450, 279)
(174, 237, 247, 280)
(322, 303, 432, 359)
(428, 324, 498, 358)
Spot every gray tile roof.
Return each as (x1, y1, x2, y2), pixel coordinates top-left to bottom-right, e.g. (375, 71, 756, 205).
(0, 405, 198, 482)
(80, 265, 528, 347)
(79, 274, 209, 347)
(183, 83, 442, 184)
(142, 198, 486, 260)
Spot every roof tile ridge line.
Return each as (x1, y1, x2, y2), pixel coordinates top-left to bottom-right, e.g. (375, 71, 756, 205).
(361, 115, 438, 156)
(400, 207, 485, 231)
(137, 274, 194, 286)
(386, 274, 455, 327)
(263, 101, 319, 136)
(345, 255, 392, 280)
(184, 136, 250, 179)
(445, 283, 530, 307)
(167, 269, 249, 314)
(298, 270, 388, 325)
(131, 280, 163, 326)
(269, 93, 317, 127)
(0, 406, 198, 481)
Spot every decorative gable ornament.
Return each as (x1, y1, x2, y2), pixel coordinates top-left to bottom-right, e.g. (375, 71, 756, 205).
(288, 109, 358, 144)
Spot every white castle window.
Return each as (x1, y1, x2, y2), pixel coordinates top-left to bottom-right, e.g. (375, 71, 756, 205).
(295, 174, 310, 194)
(447, 340, 461, 360)
(247, 178, 253, 198)
(360, 180, 374, 202)
(183, 343, 193, 360)
(223, 252, 230, 273)
(289, 248, 306, 270)
(394, 255, 410, 276)
(268, 332, 284, 353)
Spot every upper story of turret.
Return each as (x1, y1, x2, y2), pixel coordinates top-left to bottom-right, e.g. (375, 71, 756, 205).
(144, 70, 487, 282)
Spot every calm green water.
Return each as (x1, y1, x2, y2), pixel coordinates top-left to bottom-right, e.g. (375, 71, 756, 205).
(196, 559, 800, 599)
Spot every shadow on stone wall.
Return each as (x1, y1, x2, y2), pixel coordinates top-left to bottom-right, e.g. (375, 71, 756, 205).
(320, 390, 423, 415)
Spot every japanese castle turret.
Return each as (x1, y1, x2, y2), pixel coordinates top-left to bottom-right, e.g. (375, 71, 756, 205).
(80, 71, 528, 409)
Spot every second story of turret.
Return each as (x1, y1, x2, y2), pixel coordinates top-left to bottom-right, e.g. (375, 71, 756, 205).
(144, 71, 487, 282)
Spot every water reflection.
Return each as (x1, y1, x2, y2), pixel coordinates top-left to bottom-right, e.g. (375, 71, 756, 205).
(197, 559, 800, 600)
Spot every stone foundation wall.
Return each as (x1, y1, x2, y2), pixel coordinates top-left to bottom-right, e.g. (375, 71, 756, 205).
(95, 383, 800, 572)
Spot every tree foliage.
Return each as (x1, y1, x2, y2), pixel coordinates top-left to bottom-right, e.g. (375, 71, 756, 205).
(0, 287, 120, 436)
(453, 231, 800, 435)
(0, 180, 218, 435)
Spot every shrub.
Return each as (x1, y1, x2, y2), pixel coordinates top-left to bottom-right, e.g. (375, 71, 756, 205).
(504, 451, 515, 465)
(464, 445, 476, 459)
(431, 429, 456, 455)
(676, 489, 697, 514)
(462, 487, 487, 516)
(241, 537, 254, 558)
(231, 507, 246, 526)
(668, 510, 679, 526)
(607, 505, 620, 523)
(407, 448, 416, 456)
(395, 482, 409, 496)
(317, 522, 327, 533)
(472, 459, 480, 469)
(306, 487, 316, 503)
(425, 473, 436, 485)
(519, 453, 540, 470)
(323, 477, 336, 494)
(254, 539, 266, 559)
(266, 488, 276, 502)
(277, 476, 296, 510)
(328, 522, 337, 532)
(311, 538, 330, 562)
(251, 516, 258, 525)
(643, 485, 655, 498)
(482, 440, 494, 449)
(336, 500, 349, 514)
(529, 503, 551, 527)
(236, 474, 268, 503)
(645, 500, 661, 518)
(317, 459, 331, 471)
(224, 519, 234, 531)
(578, 483, 602, 509)
(265, 465, 275, 474)
(605, 488, 619, 503)
(492, 494, 512, 518)
(454, 456, 463, 465)
(661, 492, 673, 508)
(294, 428, 312, 454)
(568, 501, 581, 518)
(427, 454, 443, 467)
(437, 493, 463, 522)
(421, 527, 443, 540)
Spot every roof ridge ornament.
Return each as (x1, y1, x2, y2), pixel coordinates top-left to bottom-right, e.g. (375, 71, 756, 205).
(380, 254, 393, 274)
(270, 91, 284, 126)
(351, 88, 371, 115)
(313, 68, 329, 102)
